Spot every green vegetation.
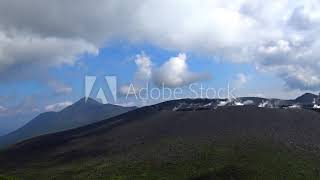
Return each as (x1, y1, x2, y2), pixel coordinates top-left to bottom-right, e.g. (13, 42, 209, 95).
(2, 138, 320, 180)
(0, 175, 21, 180)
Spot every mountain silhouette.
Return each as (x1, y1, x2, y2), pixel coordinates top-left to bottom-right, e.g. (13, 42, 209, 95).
(294, 93, 318, 104)
(0, 98, 136, 148)
(1, 96, 320, 179)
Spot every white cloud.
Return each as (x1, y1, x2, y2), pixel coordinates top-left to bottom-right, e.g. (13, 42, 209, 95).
(233, 73, 248, 88)
(129, 52, 209, 88)
(119, 84, 142, 96)
(258, 101, 273, 108)
(1, 0, 320, 90)
(0, 105, 7, 112)
(134, 53, 152, 80)
(243, 100, 254, 105)
(255, 38, 320, 90)
(0, 32, 98, 82)
(48, 80, 72, 95)
(153, 53, 209, 87)
(45, 101, 72, 112)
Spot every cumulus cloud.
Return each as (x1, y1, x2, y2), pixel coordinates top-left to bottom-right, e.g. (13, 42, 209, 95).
(134, 53, 152, 80)
(45, 101, 73, 112)
(0, 32, 98, 82)
(255, 38, 320, 90)
(124, 52, 209, 90)
(1, 0, 320, 90)
(153, 53, 209, 87)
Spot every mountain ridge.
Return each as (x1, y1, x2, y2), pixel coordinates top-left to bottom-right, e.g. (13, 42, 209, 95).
(1, 104, 320, 179)
(1, 93, 318, 149)
(294, 93, 318, 104)
(0, 97, 136, 148)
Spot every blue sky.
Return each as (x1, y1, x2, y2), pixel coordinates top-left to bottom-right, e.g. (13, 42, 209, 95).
(0, 40, 301, 107)
(0, 40, 311, 133)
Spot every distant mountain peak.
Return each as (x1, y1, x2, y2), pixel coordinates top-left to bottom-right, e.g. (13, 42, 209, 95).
(301, 92, 316, 96)
(295, 93, 317, 100)
(73, 97, 102, 106)
(0, 97, 136, 148)
(294, 93, 318, 104)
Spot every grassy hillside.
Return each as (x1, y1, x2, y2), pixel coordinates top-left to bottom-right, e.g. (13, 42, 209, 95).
(2, 139, 320, 179)
(1, 105, 320, 179)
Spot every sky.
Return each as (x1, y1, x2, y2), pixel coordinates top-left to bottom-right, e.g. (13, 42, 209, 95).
(0, 0, 320, 133)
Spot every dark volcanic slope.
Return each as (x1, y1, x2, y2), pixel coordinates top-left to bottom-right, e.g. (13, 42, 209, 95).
(0, 98, 136, 148)
(295, 93, 318, 104)
(2, 101, 320, 179)
(2, 105, 320, 165)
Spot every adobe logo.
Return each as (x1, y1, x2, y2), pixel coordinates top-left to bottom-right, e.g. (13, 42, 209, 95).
(85, 76, 117, 104)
